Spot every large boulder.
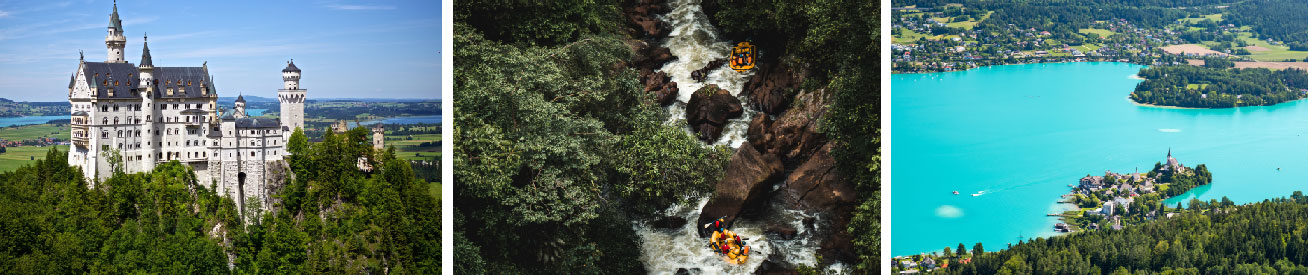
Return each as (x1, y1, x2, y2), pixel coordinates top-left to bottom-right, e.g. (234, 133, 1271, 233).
(744, 62, 801, 116)
(686, 85, 743, 142)
(696, 142, 783, 236)
(749, 88, 828, 166)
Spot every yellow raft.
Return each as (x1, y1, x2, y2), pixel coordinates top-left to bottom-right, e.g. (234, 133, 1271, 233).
(710, 230, 751, 264)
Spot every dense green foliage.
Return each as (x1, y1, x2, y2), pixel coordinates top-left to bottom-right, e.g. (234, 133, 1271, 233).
(1227, 0, 1308, 45)
(1155, 163, 1212, 198)
(1132, 66, 1308, 108)
(938, 192, 1308, 274)
(454, 1, 620, 47)
(0, 127, 439, 273)
(453, 4, 730, 273)
(709, 0, 880, 272)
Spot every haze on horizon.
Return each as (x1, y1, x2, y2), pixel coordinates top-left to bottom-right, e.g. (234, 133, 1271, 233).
(0, 0, 442, 102)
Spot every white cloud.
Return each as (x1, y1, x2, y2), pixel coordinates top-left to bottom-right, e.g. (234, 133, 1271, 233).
(326, 4, 396, 10)
(0, 10, 11, 18)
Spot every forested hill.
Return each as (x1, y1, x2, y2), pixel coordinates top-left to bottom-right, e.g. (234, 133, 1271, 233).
(1132, 66, 1308, 108)
(0, 127, 439, 273)
(939, 193, 1308, 274)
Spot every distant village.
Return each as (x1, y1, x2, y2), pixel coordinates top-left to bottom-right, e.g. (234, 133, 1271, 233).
(889, 6, 1266, 73)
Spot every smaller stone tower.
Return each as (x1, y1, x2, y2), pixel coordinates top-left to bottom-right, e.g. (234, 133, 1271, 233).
(372, 124, 385, 150)
(234, 94, 248, 119)
(278, 60, 306, 139)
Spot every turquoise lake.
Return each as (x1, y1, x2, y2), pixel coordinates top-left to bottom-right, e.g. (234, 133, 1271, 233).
(892, 62, 1308, 256)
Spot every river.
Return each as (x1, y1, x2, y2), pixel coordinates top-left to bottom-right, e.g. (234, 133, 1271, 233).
(633, 0, 843, 273)
(892, 62, 1308, 256)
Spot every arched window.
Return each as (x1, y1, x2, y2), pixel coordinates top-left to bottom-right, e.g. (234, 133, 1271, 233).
(113, 117, 119, 124)
(102, 118, 108, 125)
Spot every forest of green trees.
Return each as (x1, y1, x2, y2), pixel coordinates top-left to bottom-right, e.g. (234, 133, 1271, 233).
(938, 192, 1308, 274)
(1132, 66, 1308, 108)
(0, 126, 440, 273)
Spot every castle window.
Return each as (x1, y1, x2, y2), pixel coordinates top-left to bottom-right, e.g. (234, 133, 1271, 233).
(251, 152, 255, 157)
(113, 105, 119, 111)
(102, 118, 108, 125)
(187, 81, 192, 86)
(102, 131, 108, 138)
(113, 117, 119, 124)
(101, 105, 108, 112)
(114, 80, 119, 86)
(117, 130, 122, 138)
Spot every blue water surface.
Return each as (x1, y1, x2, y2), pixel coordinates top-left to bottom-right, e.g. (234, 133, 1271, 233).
(892, 62, 1308, 256)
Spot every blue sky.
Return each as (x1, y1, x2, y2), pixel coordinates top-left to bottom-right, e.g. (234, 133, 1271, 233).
(0, 0, 441, 102)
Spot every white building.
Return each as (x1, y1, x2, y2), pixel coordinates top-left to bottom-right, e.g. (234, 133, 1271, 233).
(66, 2, 306, 217)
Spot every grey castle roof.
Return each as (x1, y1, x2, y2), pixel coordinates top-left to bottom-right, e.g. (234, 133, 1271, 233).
(236, 94, 245, 103)
(236, 118, 279, 128)
(282, 60, 300, 73)
(140, 39, 152, 67)
(79, 62, 214, 99)
(109, 3, 122, 30)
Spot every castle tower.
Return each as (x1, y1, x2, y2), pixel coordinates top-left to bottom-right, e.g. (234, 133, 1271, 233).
(139, 34, 157, 171)
(234, 94, 248, 119)
(105, 0, 126, 63)
(372, 124, 385, 150)
(278, 60, 306, 138)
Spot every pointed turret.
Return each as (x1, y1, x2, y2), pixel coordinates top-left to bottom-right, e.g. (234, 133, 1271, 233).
(109, 0, 122, 30)
(140, 34, 153, 67)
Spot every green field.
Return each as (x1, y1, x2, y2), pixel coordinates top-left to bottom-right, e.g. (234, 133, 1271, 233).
(1236, 32, 1308, 61)
(1073, 43, 1103, 53)
(1178, 13, 1224, 24)
(0, 145, 68, 172)
(0, 124, 66, 141)
(1078, 28, 1116, 38)
(388, 133, 439, 161)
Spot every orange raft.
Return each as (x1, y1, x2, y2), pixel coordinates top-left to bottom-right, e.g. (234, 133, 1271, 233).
(729, 42, 756, 72)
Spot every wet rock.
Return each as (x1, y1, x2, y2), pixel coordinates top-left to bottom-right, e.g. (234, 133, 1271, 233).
(746, 115, 773, 149)
(631, 41, 676, 72)
(786, 143, 857, 264)
(691, 59, 728, 82)
(756, 259, 799, 275)
(651, 216, 688, 229)
(819, 232, 857, 265)
(643, 71, 679, 106)
(697, 142, 783, 236)
(675, 267, 700, 275)
(624, 0, 671, 38)
(744, 63, 801, 116)
(751, 88, 829, 166)
(787, 143, 855, 211)
(765, 223, 799, 240)
(685, 85, 743, 142)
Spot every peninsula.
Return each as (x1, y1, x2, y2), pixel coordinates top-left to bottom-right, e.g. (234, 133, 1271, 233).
(1058, 149, 1212, 233)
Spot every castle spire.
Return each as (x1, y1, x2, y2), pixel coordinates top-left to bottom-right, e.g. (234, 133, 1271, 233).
(140, 33, 152, 67)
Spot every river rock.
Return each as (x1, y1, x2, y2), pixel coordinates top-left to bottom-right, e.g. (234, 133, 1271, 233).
(697, 142, 783, 237)
(686, 85, 743, 142)
(691, 59, 728, 82)
(675, 267, 700, 275)
(745, 62, 801, 116)
(651, 215, 688, 229)
(624, 0, 671, 38)
(643, 71, 679, 106)
(756, 259, 799, 275)
(765, 223, 799, 240)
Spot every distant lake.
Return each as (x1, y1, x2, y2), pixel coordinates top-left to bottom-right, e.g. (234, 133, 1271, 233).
(893, 62, 1308, 256)
(0, 116, 66, 127)
(364, 115, 442, 125)
(247, 109, 266, 116)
